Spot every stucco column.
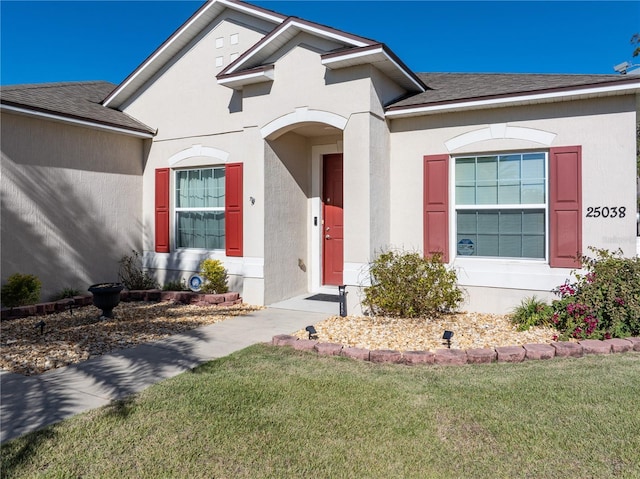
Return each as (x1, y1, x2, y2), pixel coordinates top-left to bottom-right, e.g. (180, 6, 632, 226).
(342, 112, 391, 286)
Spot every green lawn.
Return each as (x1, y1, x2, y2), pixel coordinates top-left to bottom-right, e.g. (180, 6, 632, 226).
(3, 346, 640, 478)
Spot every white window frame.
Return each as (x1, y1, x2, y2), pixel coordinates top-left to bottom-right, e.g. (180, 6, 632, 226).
(174, 166, 225, 251)
(452, 151, 549, 262)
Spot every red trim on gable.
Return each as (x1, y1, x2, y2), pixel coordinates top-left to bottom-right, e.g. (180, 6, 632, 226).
(155, 168, 170, 253)
(225, 163, 243, 257)
(549, 146, 582, 268)
(423, 155, 449, 263)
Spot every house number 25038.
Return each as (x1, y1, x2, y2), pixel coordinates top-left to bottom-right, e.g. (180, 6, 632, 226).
(585, 206, 626, 218)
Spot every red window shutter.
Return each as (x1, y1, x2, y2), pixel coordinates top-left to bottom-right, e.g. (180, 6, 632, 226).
(423, 155, 449, 263)
(549, 146, 582, 268)
(225, 162, 243, 257)
(155, 168, 170, 253)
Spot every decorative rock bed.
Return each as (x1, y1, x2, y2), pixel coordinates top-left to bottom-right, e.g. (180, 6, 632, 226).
(271, 334, 640, 366)
(0, 294, 254, 376)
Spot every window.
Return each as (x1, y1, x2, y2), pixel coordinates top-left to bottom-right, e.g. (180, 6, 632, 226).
(454, 152, 546, 259)
(175, 168, 225, 249)
(156, 163, 242, 256)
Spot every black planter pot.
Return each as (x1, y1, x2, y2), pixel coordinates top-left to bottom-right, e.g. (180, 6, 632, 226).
(88, 283, 124, 318)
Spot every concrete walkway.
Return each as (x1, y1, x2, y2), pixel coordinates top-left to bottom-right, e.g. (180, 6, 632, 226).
(1, 306, 332, 444)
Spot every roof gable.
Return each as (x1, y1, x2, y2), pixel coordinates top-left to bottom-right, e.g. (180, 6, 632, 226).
(216, 15, 425, 93)
(103, 0, 286, 109)
(218, 16, 374, 76)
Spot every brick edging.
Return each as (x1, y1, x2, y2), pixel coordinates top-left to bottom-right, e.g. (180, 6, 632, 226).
(1, 290, 243, 320)
(271, 335, 640, 366)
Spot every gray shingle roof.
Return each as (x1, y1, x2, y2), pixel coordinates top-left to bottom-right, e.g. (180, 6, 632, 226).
(0, 81, 155, 135)
(388, 73, 636, 109)
(2, 74, 636, 131)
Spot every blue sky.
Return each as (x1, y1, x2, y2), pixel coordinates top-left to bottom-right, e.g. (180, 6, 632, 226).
(1, 1, 639, 86)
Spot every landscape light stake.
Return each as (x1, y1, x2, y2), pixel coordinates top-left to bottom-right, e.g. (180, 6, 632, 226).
(338, 285, 347, 317)
(442, 330, 454, 348)
(35, 320, 46, 336)
(305, 325, 318, 340)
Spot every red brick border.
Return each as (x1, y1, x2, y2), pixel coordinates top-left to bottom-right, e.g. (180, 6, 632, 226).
(466, 348, 497, 364)
(495, 346, 526, 363)
(272, 336, 639, 367)
(370, 349, 403, 364)
(1, 290, 244, 320)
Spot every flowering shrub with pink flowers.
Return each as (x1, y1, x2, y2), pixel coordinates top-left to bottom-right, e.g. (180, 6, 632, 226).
(550, 248, 640, 340)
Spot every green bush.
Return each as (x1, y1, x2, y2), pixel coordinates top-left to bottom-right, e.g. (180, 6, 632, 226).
(551, 248, 640, 340)
(510, 296, 553, 331)
(49, 288, 81, 301)
(162, 279, 189, 291)
(362, 250, 463, 318)
(200, 259, 229, 294)
(118, 250, 158, 290)
(1, 273, 42, 308)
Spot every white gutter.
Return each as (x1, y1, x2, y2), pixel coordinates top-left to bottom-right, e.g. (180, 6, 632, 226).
(385, 81, 640, 118)
(1, 104, 156, 139)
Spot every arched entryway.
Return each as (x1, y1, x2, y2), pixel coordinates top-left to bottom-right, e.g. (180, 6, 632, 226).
(260, 109, 346, 304)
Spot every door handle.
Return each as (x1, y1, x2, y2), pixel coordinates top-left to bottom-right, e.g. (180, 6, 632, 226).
(325, 234, 331, 240)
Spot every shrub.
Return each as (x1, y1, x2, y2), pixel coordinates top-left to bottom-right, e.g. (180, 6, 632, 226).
(162, 279, 189, 291)
(1, 273, 42, 308)
(550, 248, 640, 340)
(510, 296, 553, 331)
(49, 288, 81, 301)
(200, 259, 229, 294)
(362, 250, 463, 318)
(118, 250, 158, 290)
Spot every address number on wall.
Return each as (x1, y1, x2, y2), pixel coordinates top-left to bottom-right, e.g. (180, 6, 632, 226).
(585, 206, 626, 218)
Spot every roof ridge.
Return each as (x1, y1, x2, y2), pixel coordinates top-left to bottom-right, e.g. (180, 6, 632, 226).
(283, 14, 380, 46)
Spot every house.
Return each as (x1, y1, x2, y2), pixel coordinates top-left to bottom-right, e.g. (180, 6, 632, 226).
(2, 0, 639, 314)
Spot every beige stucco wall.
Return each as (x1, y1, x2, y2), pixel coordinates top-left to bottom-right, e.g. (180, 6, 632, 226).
(1, 112, 146, 301)
(343, 112, 391, 274)
(121, 9, 276, 140)
(127, 11, 398, 305)
(109, 4, 636, 314)
(263, 133, 310, 304)
(388, 95, 638, 313)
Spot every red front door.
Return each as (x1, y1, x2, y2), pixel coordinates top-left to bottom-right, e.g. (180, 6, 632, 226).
(322, 154, 344, 285)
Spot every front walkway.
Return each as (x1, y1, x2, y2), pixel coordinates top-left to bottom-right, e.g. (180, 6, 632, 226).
(1, 307, 331, 444)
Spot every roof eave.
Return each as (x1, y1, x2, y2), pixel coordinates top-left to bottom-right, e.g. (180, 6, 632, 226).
(1, 103, 156, 138)
(385, 80, 640, 118)
(321, 44, 426, 93)
(217, 64, 275, 89)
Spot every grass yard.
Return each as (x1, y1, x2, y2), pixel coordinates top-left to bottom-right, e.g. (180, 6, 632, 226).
(2, 345, 640, 478)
